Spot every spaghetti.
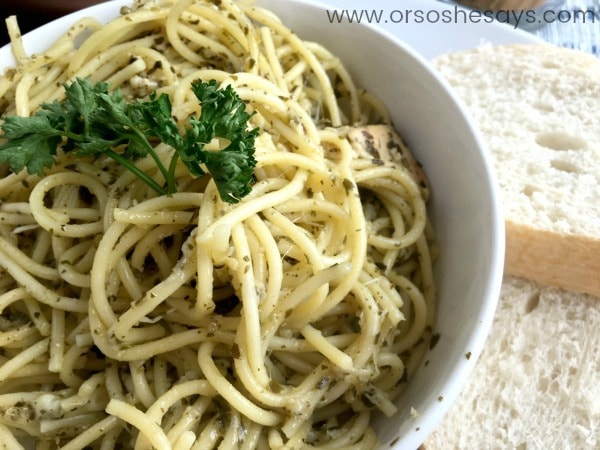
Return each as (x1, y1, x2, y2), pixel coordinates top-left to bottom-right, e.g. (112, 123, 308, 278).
(0, 0, 436, 448)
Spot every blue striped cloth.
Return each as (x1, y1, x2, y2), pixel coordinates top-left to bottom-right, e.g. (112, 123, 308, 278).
(524, 0, 600, 55)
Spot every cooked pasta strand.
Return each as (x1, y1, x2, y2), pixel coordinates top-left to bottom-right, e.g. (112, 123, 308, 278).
(0, 1, 435, 448)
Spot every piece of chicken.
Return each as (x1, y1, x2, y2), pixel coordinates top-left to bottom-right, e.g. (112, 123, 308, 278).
(346, 124, 430, 200)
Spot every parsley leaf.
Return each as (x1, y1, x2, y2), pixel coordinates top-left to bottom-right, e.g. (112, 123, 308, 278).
(186, 80, 258, 201)
(0, 77, 258, 203)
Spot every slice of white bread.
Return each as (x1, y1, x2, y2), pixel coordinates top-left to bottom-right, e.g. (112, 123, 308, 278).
(432, 44, 600, 297)
(424, 275, 600, 449)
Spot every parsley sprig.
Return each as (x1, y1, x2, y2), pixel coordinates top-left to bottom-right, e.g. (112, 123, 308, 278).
(0, 77, 258, 203)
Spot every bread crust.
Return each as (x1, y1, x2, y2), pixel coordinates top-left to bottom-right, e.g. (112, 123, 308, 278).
(505, 220, 600, 297)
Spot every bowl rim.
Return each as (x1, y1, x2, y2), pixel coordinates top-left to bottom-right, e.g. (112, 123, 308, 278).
(291, 1, 505, 446)
(264, 2, 504, 445)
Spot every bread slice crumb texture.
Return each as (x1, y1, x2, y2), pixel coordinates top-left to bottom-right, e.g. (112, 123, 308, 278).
(433, 44, 600, 296)
(424, 276, 600, 449)
(434, 44, 600, 236)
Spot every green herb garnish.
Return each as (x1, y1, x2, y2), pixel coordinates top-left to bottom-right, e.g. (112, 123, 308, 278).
(0, 77, 258, 203)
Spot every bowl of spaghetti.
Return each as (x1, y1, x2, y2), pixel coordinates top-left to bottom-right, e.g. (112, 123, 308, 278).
(0, 0, 504, 448)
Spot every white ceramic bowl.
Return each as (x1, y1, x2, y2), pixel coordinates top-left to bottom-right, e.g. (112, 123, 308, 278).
(0, 0, 504, 448)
